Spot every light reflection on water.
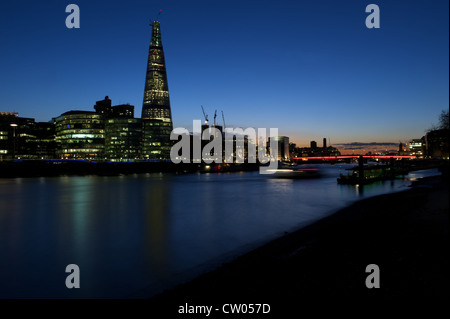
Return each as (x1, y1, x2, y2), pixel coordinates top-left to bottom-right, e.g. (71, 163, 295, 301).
(0, 166, 440, 298)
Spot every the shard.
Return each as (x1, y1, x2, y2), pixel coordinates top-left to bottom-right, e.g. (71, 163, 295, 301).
(141, 20, 173, 160)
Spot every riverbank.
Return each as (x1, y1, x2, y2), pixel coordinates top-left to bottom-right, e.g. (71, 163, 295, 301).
(147, 173, 449, 313)
(0, 158, 445, 178)
(0, 160, 259, 178)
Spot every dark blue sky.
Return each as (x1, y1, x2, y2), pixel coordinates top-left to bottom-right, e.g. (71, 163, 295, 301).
(0, 0, 448, 146)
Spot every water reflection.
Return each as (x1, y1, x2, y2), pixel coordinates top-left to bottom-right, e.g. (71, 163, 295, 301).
(0, 167, 441, 298)
(144, 178, 171, 275)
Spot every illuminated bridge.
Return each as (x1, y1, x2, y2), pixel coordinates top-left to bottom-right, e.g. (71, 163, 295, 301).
(292, 155, 416, 160)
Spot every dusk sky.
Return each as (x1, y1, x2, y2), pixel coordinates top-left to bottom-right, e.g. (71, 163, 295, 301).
(0, 0, 448, 148)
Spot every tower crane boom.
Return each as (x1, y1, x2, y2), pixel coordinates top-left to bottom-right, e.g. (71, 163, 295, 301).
(201, 105, 208, 125)
(222, 110, 226, 130)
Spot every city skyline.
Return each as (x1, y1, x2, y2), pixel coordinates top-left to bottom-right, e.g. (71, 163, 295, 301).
(0, 0, 448, 149)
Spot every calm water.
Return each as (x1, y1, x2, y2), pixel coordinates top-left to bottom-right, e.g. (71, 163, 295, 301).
(0, 165, 440, 298)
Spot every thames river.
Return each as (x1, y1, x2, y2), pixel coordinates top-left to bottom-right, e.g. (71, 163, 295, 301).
(0, 165, 440, 298)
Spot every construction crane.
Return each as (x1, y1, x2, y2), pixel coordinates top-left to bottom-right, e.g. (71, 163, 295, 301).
(201, 105, 208, 125)
(213, 110, 217, 127)
(221, 110, 226, 130)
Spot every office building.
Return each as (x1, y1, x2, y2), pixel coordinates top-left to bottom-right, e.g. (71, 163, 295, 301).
(54, 111, 105, 159)
(0, 112, 55, 159)
(409, 138, 425, 158)
(105, 118, 142, 161)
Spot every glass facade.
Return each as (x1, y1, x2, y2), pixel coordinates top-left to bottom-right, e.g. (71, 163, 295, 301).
(142, 119, 173, 160)
(105, 118, 142, 161)
(141, 21, 173, 160)
(19, 122, 56, 159)
(55, 111, 105, 159)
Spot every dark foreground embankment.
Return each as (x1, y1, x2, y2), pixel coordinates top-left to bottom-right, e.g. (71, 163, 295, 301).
(147, 174, 449, 314)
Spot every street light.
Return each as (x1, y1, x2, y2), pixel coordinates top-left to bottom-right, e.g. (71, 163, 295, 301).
(10, 123, 17, 159)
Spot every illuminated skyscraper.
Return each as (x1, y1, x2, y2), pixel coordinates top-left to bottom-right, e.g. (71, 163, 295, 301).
(141, 21, 173, 160)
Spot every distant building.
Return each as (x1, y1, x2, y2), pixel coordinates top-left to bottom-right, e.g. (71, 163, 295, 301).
(289, 143, 296, 158)
(293, 146, 341, 157)
(425, 129, 449, 159)
(112, 104, 134, 118)
(409, 138, 425, 158)
(205, 124, 223, 162)
(292, 137, 341, 158)
(268, 136, 290, 161)
(289, 143, 296, 151)
(94, 96, 134, 119)
(398, 142, 406, 154)
(220, 127, 252, 164)
(94, 96, 112, 116)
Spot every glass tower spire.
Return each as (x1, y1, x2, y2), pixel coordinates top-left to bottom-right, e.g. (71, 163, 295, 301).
(142, 21, 172, 121)
(141, 21, 173, 160)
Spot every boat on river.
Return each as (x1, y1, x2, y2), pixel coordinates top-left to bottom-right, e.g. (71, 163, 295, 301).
(337, 164, 409, 185)
(266, 163, 322, 179)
